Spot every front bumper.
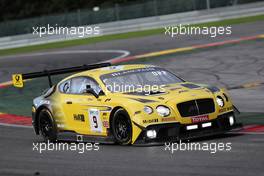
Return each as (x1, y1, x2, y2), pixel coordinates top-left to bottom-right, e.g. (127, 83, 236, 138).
(134, 112, 242, 145)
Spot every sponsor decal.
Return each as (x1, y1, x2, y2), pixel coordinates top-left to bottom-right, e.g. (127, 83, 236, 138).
(219, 106, 233, 113)
(162, 117, 175, 122)
(101, 65, 124, 71)
(74, 114, 85, 122)
(191, 115, 209, 123)
(103, 121, 109, 128)
(143, 119, 158, 123)
(128, 98, 156, 103)
(104, 98, 111, 102)
(88, 109, 103, 132)
(76, 135, 83, 142)
(12, 74, 23, 88)
(178, 90, 188, 93)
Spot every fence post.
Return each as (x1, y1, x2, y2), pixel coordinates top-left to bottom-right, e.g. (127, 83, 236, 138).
(77, 9, 81, 26)
(115, 4, 120, 21)
(206, 0, 211, 9)
(192, 0, 196, 10)
(153, 0, 158, 16)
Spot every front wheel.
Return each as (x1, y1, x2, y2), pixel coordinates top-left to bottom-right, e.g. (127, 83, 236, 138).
(111, 109, 132, 145)
(38, 109, 57, 142)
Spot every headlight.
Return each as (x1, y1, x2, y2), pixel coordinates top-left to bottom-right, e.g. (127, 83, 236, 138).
(146, 130, 157, 139)
(156, 105, 170, 117)
(143, 106, 153, 114)
(216, 96, 224, 107)
(229, 116, 234, 126)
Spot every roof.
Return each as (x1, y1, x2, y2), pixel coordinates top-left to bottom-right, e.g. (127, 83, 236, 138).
(69, 64, 155, 78)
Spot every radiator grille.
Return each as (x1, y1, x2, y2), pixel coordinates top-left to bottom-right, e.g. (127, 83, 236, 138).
(177, 98, 215, 117)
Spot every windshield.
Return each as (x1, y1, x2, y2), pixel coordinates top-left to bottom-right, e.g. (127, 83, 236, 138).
(100, 67, 183, 93)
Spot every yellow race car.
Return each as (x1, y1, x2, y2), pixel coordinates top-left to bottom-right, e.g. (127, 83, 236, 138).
(13, 63, 240, 145)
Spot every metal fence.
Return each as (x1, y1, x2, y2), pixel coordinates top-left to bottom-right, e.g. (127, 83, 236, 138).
(0, 0, 263, 37)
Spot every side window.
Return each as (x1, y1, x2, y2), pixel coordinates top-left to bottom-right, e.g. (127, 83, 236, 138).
(59, 79, 71, 93)
(70, 77, 102, 95)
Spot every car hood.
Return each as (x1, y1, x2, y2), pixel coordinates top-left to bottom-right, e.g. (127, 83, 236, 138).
(120, 82, 216, 104)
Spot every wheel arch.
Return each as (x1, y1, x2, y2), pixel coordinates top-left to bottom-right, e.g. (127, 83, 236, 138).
(34, 105, 52, 135)
(109, 106, 125, 133)
(109, 106, 134, 145)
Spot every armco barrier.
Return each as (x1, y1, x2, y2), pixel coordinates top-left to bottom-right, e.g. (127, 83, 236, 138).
(0, 1, 264, 50)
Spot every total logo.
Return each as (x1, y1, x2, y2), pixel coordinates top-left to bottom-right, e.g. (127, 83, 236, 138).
(191, 115, 209, 123)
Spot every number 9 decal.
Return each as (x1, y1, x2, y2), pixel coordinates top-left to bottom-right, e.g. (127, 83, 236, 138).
(92, 116, 98, 128)
(88, 109, 102, 132)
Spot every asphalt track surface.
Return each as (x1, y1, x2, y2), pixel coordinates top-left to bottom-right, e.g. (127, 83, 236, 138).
(0, 21, 264, 176)
(1, 125, 264, 176)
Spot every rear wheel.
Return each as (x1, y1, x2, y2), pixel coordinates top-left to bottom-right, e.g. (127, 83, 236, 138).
(39, 109, 57, 142)
(111, 109, 132, 145)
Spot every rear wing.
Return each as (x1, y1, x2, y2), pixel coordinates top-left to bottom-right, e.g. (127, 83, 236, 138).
(12, 62, 111, 88)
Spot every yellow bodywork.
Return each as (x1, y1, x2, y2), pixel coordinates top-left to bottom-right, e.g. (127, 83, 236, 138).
(13, 65, 233, 144)
(27, 65, 234, 144)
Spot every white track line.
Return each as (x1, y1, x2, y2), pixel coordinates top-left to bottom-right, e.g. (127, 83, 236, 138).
(0, 49, 130, 60)
(0, 49, 130, 86)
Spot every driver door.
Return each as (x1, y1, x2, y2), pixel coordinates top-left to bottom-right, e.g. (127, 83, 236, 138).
(61, 76, 108, 136)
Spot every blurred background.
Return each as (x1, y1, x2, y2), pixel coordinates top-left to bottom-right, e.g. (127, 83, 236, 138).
(0, 0, 263, 36)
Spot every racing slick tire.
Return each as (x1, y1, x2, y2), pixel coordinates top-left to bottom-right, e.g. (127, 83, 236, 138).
(38, 109, 57, 142)
(111, 108, 132, 145)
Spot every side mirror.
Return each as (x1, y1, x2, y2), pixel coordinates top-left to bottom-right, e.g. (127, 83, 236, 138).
(85, 85, 99, 98)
